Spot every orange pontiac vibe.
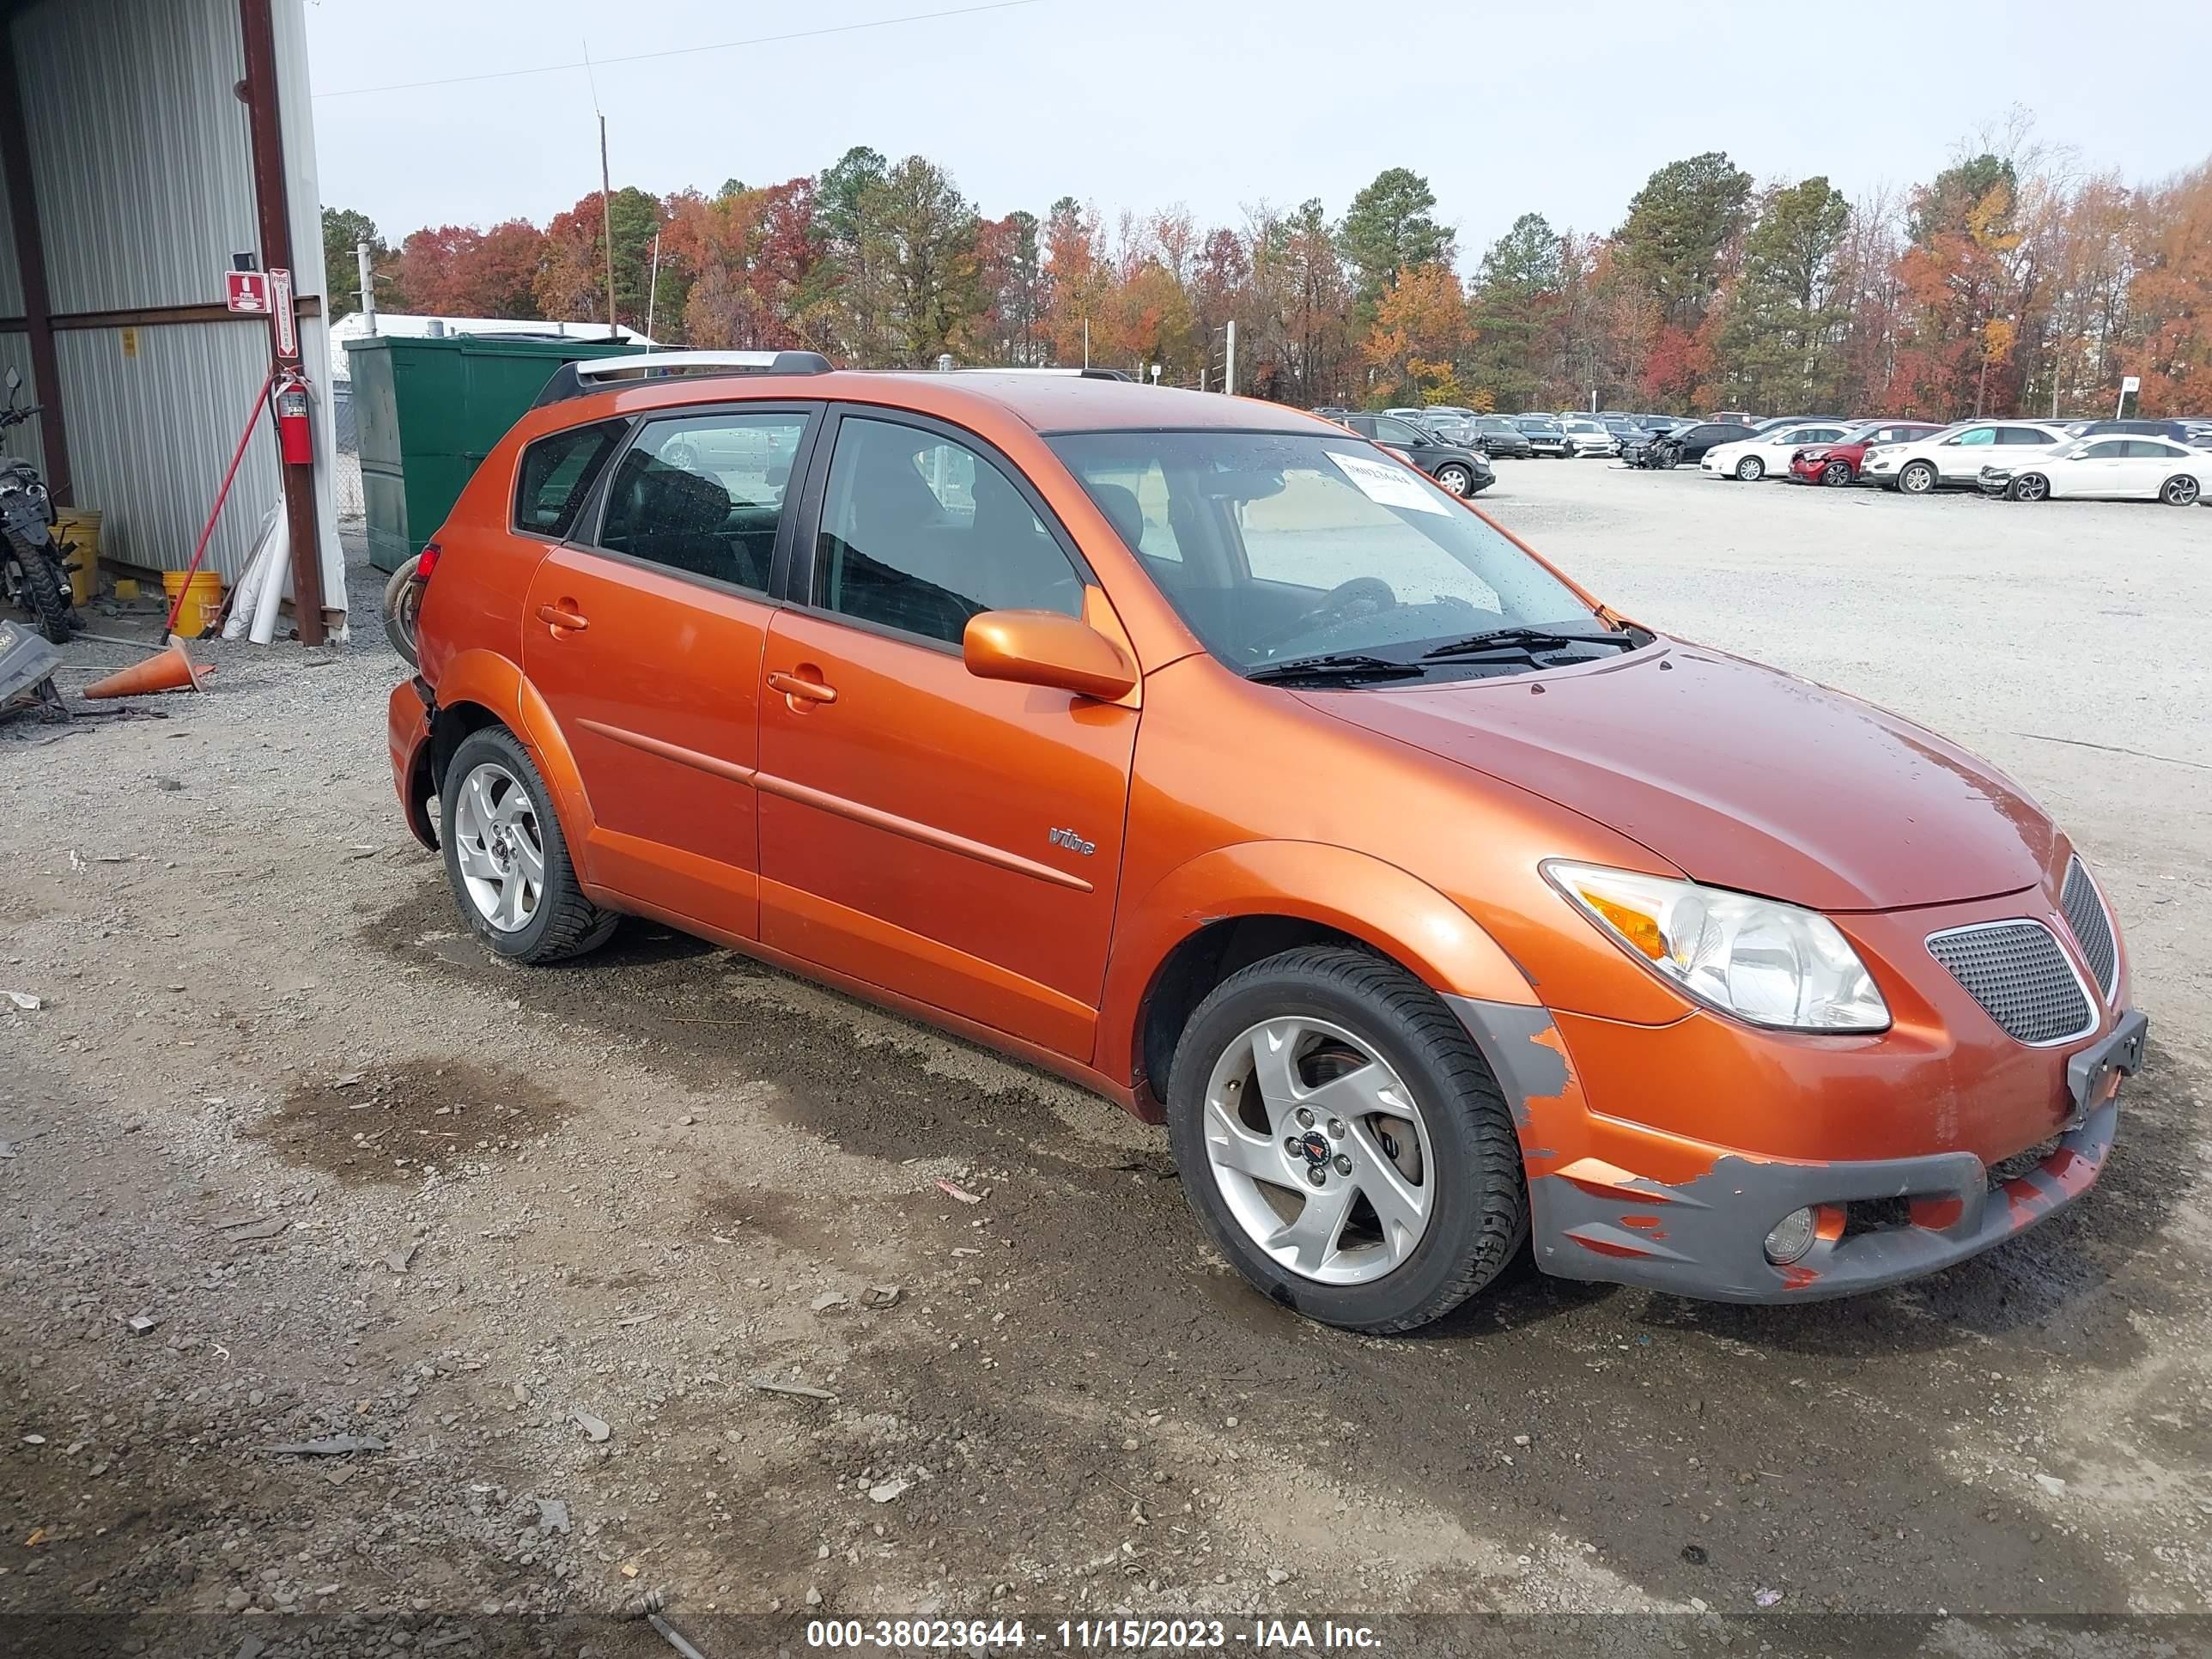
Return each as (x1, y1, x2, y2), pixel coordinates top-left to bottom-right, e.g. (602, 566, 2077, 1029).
(386, 351, 2147, 1333)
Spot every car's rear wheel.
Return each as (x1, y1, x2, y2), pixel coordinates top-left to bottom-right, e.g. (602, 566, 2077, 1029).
(1166, 946, 1527, 1334)
(382, 555, 423, 667)
(2161, 474, 2202, 506)
(1435, 465, 1473, 497)
(1821, 460, 1853, 486)
(1898, 460, 1937, 495)
(2011, 473, 2051, 502)
(441, 726, 618, 965)
(1735, 456, 1765, 481)
(663, 440, 700, 472)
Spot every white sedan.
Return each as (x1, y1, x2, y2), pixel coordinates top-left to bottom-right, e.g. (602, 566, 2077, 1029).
(1700, 422, 1853, 480)
(1978, 435, 2209, 505)
(1559, 417, 1616, 457)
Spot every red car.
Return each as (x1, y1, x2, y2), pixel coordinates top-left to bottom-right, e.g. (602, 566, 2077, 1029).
(1790, 420, 1945, 486)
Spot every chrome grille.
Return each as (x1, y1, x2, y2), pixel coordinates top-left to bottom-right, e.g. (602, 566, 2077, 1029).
(1927, 921, 2095, 1046)
(2059, 859, 2118, 1001)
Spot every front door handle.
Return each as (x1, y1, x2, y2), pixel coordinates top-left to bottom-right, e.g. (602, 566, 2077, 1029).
(537, 602, 588, 633)
(767, 669, 838, 707)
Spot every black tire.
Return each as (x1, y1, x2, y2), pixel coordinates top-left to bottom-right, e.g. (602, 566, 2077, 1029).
(1820, 460, 1853, 486)
(1735, 456, 1764, 481)
(1435, 465, 1473, 497)
(1165, 945, 1528, 1334)
(1898, 459, 1937, 495)
(2160, 475, 2201, 507)
(12, 539, 70, 643)
(440, 726, 619, 965)
(382, 556, 422, 668)
(2010, 473, 2050, 503)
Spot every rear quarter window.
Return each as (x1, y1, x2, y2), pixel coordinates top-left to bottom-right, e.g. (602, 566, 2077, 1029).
(514, 420, 626, 538)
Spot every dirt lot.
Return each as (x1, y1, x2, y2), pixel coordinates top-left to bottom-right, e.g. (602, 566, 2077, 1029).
(3, 460, 2209, 1656)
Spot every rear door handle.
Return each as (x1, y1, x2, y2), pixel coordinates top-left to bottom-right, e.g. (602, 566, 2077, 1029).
(767, 670, 837, 707)
(537, 603, 588, 633)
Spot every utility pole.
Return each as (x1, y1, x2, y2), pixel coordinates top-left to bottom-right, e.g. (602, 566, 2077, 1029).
(1082, 314, 1090, 369)
(599, 114, 617, 337)
(1224, 320, 1236, 396)
(644, 229, 661, 346)
(356, 241, 378, 336)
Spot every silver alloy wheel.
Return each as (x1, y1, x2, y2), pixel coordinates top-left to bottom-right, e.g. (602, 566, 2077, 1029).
(1899, 460, 1936, 494)
(664, 441, 699, 472)
(2165, 476, 2200, 506)
(1437, 465, 1472, 496)
(451, 761, 546, 933)
(1822, 460, 1851, 486)
(2014, 473, 2049, 502)
(1735, 456, 1764, 480)
(1200, 1015, 1435, 1285)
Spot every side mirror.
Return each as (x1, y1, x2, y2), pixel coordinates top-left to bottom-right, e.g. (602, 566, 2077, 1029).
(963, 609, 1137, 702)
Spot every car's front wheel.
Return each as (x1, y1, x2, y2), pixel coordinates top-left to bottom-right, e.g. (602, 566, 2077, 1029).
(1434, 465, 1474, 497)
(2161, 474, 2202, 506)
(2010, 472, 2051, 502)
(1821, 460, 1853, 486)
(1735, 456, 1765, 481)
(441, 726, 619, 965)
(1898, 460, 1938, 495)
(1167, 946, 1528, 1334)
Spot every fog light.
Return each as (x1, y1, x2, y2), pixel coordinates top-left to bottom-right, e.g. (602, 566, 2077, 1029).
(1763, 1207, 1817, 1266)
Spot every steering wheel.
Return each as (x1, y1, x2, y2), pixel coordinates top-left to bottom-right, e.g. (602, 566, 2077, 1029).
(1249, 575, 1399, 655)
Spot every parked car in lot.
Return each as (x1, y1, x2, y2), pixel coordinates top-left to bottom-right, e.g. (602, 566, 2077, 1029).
(1559, 416, 1616, 458)
(1979, 435, 2210, 505)
(1462, 416, 1534, 459)
(1337, 412, 1495, 496)
(390, 349, 2145, 1330)
(1863, 420, 2071, 495)
(2061, 418, 2197, 445)
(1701, 421, 1855, 481)
(1635, 420, 1759, 469)
(1790, 421, 1946, 486)
(1510, 416, 1573, 458)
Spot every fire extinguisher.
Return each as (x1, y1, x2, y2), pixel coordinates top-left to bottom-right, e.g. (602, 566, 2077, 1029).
(272, 369, 313, 467)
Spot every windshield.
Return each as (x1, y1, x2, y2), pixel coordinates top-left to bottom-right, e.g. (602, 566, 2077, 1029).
(1048, 428, 1603, 675)
(1513, 417, 1559, 432)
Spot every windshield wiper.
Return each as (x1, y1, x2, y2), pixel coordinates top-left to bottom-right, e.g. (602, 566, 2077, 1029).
(1421, 625, 1638, 661)
(1245, 653, 1429, 684)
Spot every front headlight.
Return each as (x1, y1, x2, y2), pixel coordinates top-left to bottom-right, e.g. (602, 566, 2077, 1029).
(1542, 861, 1891, 1032)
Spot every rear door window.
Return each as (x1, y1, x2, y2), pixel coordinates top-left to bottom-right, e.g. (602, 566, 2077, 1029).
(514, 420, 625, 538)
(596, 410, 812, 593)
(1997, 427, 2053, 446)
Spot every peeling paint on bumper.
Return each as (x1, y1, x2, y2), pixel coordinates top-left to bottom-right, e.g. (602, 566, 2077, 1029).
(1447, 994, 2147, 1304)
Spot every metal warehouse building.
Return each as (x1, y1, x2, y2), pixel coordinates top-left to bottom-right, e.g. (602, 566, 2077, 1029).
(0, 0, 345, 641)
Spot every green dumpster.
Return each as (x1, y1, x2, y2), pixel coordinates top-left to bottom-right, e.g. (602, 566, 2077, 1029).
(344, 333, 641, 573)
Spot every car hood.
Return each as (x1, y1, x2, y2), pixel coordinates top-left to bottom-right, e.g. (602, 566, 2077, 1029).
(1299, 642, 2056, 912)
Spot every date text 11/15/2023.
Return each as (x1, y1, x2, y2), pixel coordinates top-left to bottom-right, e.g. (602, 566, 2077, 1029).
(804, 1617, 1384, 1650)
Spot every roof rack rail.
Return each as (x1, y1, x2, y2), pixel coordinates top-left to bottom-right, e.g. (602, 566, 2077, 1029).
(926, 366, 1136, 382)
(532, 349, 836, 407)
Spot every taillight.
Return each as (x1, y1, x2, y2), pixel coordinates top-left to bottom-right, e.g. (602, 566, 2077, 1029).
(414, 543, 440, 582)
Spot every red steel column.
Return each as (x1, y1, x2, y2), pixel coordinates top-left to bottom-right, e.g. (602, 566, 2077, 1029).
(0, 20, 72, 506)
(237, 0, 326, 644)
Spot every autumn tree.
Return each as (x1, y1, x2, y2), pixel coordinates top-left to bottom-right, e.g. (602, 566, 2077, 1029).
(815, 146, 890, 363)
(1364, 262, 1472, 404)
(2124, 160, 2212, 415)
(532, 188, 661, 330)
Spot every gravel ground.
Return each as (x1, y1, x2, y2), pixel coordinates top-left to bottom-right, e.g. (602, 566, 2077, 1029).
(2, 461, 2208, 1657)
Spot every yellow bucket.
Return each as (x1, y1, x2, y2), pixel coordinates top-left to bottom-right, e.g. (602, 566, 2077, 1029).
(162, 569, 225, 639)
(53, 507, 101, 605)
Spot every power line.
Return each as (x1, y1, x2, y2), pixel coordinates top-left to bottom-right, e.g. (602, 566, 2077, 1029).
(314, 0, 1050, 99)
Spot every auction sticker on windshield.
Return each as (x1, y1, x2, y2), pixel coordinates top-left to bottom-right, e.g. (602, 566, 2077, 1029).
(1326, 447, 1449, 515)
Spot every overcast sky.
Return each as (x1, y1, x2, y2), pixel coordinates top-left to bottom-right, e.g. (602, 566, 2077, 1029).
(306, 0, 2208, 262)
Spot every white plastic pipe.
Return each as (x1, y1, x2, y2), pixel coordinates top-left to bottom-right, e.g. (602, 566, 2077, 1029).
(221, 502, 283, 640)
(248, 512, 290, 645)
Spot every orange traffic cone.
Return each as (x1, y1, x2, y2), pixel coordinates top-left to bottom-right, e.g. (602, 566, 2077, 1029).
(82, 640, 213, 700)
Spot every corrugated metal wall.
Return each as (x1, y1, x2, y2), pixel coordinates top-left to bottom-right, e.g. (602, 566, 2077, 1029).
(0, 0, 343, 602)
